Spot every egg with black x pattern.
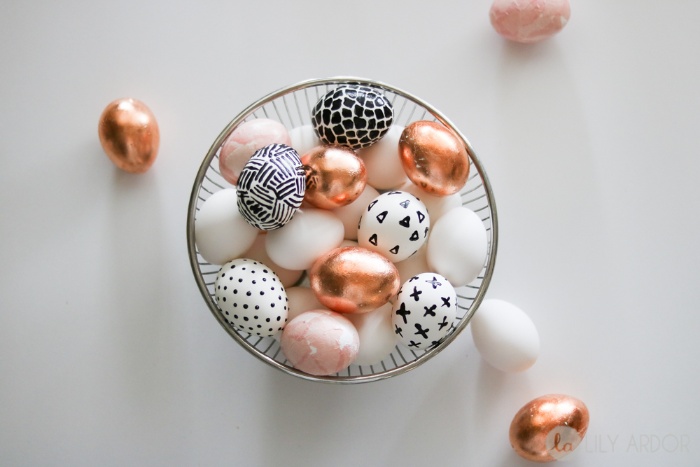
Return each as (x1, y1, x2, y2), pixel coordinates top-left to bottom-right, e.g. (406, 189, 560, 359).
(391, 273, 457, 350)
(215, 258, 289, 337)
(357, 191, 430, 262)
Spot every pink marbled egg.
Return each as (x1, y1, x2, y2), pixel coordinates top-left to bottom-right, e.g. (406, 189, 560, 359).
(218, 119, 291, 185)
(490, 0, 570, 44)
(280, 310, 359, 376)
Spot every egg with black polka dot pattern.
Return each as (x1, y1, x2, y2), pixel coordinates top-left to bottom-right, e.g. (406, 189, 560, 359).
(311, 84, 393, 150)
(215, 258, 289, 336)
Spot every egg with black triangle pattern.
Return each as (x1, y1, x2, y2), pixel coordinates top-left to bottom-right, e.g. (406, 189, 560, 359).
(357, 191, 430, 262)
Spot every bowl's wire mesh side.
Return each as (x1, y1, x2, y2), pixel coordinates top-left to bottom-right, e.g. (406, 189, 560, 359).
(189, 78, 497, 383)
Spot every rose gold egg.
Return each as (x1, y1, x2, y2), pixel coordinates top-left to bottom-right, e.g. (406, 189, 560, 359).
(398, 121, 470, 196)
(301, 146, 367, 209)
(509, 394, 590, 462)
(98, 98, 160, 173)
(309, 246, 400, 314)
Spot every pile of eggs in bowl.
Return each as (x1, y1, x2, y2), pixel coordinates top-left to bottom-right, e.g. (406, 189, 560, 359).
(195, 84, 488, 376)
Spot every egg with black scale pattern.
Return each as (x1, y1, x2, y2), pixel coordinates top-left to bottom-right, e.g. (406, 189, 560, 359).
(311, 84, 393, 150)
(215, 258, 289, 336)
(357, 191, 430, 263)
(391, 273, 457, 350)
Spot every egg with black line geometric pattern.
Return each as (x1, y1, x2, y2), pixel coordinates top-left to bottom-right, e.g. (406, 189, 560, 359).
(357, 191, 430, 262)
(391, 273, 457, 350)
(215, 258, 289, 337)
(311, 85, 393, 150)
(237, 143, 305, 231)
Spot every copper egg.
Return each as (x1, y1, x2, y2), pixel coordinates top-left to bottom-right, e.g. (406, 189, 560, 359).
(509, 394, 590, 462)
(398, 121, 470, 196)
(301, 146, 367, 209)
(98, 98, 160, 173)
(309, 246, 400, 314)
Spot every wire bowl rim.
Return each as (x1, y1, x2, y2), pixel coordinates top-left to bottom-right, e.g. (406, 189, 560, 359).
(186, 76, 499, 384)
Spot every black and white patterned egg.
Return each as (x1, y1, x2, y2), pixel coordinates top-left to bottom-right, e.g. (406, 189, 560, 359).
(236, 143, 305, 231)
(391, 273, 457, 350)
(215, 258, 289, 336)
(311, 85, 393, 150)
(357, 191, 430, 262)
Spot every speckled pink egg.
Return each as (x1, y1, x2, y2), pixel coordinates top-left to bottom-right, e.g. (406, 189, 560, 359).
(219, 119, 291, 185)
(280, 310, 359, 376)
(490, 0, 570, 44)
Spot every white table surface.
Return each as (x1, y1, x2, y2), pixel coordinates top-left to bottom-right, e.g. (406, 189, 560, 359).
(2, 1, 699, 466)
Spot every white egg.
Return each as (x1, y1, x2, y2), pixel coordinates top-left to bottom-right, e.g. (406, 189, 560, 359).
(394, 245, 430, 286)
(243, 234, 303, 287)
(426, 206, 487, 287)
(400, 181, 463, 223)
(215, 258, 289, 337)
(358, 191, 430, 263)
(332, 184, 380, 240)
(358, 125, 407, 190)
(345, 303, 397, 365)
(391, 273, 457, 350)
(194, 189, 259, 265)
(265, 208, 344, 270)
(285, 286, 325, 322)
(289, 124, 321, 156)
(470, 299, 540, 372)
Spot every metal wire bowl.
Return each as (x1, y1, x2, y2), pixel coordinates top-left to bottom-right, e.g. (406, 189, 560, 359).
(187, 77, 498, 383)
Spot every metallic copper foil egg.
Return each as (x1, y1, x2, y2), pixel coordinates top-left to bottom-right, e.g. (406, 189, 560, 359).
(398, 121, 470, 196)
(301, 146, 367, 209)
(309, 246, 400, 314)
(98, 98, 160, 173)
(509, 394, 590, 462)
